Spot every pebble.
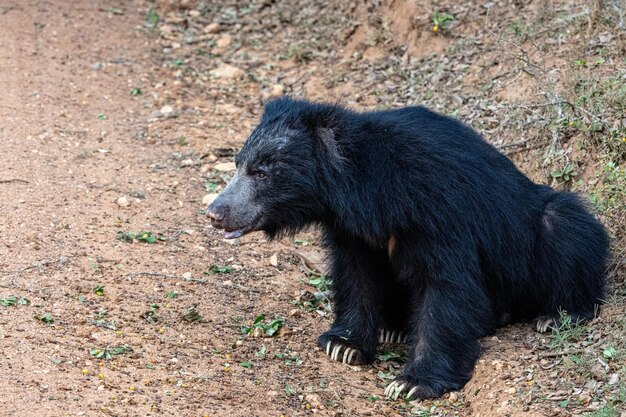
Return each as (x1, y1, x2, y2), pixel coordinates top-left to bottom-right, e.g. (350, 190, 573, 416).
(160, 105, 175, 117)
(180, 159, 195, 167)
(202, 193, 219, 206)
(209, 64, 243, 79)
(213, 162, 236, 171)
(116, 196, 130, 207)
(216, 35, 232, 48)
(203, 23, 220, 34)
(448, 392, 459, 402)
(269, 253, 278, 267)
(181, 272, 192, 280)
(263, 84, 285, 99)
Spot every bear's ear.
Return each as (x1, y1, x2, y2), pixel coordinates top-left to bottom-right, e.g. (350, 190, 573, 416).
(316, 126, 344, 167)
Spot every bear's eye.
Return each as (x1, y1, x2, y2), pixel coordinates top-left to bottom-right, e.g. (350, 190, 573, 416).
(255, 170, 267, 180)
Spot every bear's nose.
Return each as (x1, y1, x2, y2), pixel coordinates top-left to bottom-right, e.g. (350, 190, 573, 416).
(207, 210, 223, 221)
(207, 199, 227, 223)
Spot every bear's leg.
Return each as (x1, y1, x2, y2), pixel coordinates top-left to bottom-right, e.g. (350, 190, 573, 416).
(317, 234, 391, 365)
(531, 192, 607, 333)
(378, 279, 412, 344)
(385, 251, 495, 400)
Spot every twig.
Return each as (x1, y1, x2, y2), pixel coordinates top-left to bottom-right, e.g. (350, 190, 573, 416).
(126, 272, 178, 279)
(0, 179, 29, 184)
(539, 348, 586, 359)
(18, 259, 54, 275)
(503, 141, 549, 156)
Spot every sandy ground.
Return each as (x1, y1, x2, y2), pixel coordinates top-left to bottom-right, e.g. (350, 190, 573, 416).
(0, 1, 624, 416)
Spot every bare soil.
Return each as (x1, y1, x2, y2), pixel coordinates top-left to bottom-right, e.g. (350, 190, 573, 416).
(0, 1, 624, 417)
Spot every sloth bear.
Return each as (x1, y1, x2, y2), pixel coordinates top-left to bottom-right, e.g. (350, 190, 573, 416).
(207, 97, 608, 399)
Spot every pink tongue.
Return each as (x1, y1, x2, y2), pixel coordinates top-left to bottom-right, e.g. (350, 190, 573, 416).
(224, 230, 243, 239)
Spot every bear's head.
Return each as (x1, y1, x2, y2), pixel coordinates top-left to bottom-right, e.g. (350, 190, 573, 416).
(207, 97, 345, 239)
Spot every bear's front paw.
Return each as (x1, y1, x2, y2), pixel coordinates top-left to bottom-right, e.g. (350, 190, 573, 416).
(384, 378, 442, 400)
(317, 333, 369, 365)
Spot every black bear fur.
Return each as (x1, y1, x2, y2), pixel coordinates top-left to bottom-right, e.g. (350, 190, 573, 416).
(207, 97, 609, 399)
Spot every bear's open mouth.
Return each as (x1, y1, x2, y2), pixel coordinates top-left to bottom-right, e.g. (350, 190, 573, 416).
(222, 214, 263, 239)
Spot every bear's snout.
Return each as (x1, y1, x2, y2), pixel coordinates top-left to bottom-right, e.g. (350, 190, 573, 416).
(207, 200, 227, 227)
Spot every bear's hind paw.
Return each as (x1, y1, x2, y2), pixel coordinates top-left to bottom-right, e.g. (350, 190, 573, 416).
(384, 379, 442, 400)
(534, 316, 556, 333)
(378, 328, 408, 344)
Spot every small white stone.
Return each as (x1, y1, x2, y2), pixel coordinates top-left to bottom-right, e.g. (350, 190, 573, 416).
(180, 159, 195, 167)
(209, 64, 243, 79)
(181, 272, 192, 280)
(202, 193, 219, 206)
(160, 105, 174, 116)
(116, 196, 130, 207)
(213, 162, 236, 171)
(269, 253, 278, 267)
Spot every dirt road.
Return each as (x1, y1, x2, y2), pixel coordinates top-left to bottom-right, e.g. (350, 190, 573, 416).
(1, 1, 624, 416)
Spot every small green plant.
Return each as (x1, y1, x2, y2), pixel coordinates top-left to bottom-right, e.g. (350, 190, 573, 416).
(177, 136, 187, 146)
(549, 310, 589, 349)
(130, 88, 141, 96)
(239, 361, 253, 368)
(181, 305, 202, 322)
(145, 9, 159, 28)
(204, 181, 218, 192)
(205, 264, 233, 275)
(166, 291, 178, 299)
(0, 295, 29, 307)
(432, 12, 454, 33)
(241, 315, 283, 337)
(35, 313, 54, 324)
(550, 163, 578, 183)
(308, 273, 332, 292)
(117, 231, 165, 244)
(116, 231, 135, 242)
(97, 113, 107, 120)
(255, 345, 267, 358)
(93, 285, 105, 296)
(142, 303, 160, 323)
(377, 349, 406, 363)
(135, 231, 163, 243)
(284, 384, 297, 396)
(89, 345, 132, 360)
(602, 346, 619, 360)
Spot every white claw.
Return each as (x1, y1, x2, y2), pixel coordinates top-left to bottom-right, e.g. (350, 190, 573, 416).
(331, 344, 341, 361)
(342, 348, 352, 364)
(326, 341, 332, 356)
(390, 331, 396, 343)
(396, 332, 403, 343)
(407, 386, 418, 399)
(347, 348, 356, 364)
(379, 329, 384, 343)
(384, 381, 397, 397)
